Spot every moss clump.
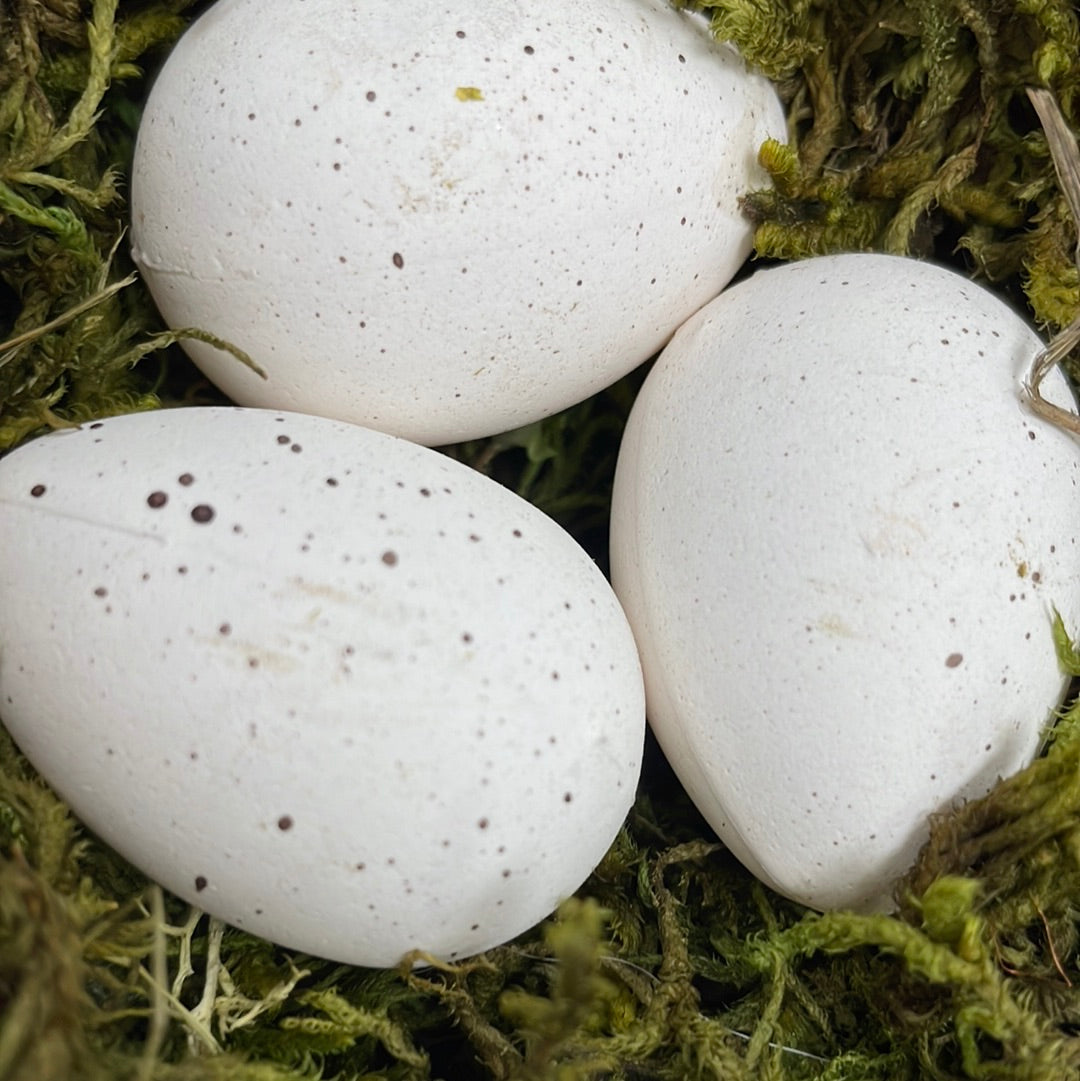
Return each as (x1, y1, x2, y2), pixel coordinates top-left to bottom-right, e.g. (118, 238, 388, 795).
(675, 0, 1080, 351)
(0, 0, 255, 451)
(6, 698, 1080, 1079)
(3, 1, 1080, 1079)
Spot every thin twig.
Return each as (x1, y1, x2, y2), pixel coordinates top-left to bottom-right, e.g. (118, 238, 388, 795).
(0, 273, 137, 367)
(1028, 88, 1080, 265)
(1023, 87, 1080, 434)
(1030, 894, 1072, 988)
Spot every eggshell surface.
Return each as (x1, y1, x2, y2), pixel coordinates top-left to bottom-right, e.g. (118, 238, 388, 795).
(129, 0, 785, 445)
(610, 253, 1080, 912)
(0, 407, 645, 966)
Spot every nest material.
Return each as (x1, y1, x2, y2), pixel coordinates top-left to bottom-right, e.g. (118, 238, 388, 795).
(2, 1, 1080, 1079)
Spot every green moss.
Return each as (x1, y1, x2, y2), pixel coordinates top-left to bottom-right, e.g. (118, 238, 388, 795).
(677, 0, 1080, 344)
(7, 697, 1080, 1078)
(3, 0, 1080, 1078)
(0, 0, 256, 450)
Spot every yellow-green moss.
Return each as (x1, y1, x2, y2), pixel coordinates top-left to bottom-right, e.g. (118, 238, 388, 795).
(3, 1, 1080, 1078)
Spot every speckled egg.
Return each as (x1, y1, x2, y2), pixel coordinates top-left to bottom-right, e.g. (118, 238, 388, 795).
(130, 0, 785, 445)
(0, 407, 645, 966)
(610, 253, 1080, 913)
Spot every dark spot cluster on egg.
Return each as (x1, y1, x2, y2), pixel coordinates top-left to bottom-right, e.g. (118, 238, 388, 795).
(142, 470, 220, 527)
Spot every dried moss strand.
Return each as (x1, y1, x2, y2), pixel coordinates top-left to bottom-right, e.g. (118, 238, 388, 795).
(0, 849, 94, 1081)
(797, 38, 843, 174)
(108, 326, 266, 380)
(764, 907, 1063, 1078)
(34, 0, 118, 170)
(407, 968, 519, 1080)
(0, 178, 92, 249)
(5, 166, 120, 208)
(743, 952, 788, 1072)
(281, 989, 431, 1075)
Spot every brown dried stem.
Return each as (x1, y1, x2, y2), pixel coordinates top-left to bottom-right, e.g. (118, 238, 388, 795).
(1024, 87, 1080, 436)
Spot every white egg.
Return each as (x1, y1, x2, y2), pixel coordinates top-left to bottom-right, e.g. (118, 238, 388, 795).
(130, 0, 784, 445)
(610, 253, 1080, 912)
(0, 407, 645, 966)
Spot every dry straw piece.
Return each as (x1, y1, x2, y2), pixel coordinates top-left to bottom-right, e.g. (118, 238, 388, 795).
(3, 1, 1080, 1079)
(1024, 86, 1080, 434)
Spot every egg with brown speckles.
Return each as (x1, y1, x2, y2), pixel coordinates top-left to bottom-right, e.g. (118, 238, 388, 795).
(610, 253, 1080, 913)
(130, 0, 785, 445)
(0, 407, 645, 966)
